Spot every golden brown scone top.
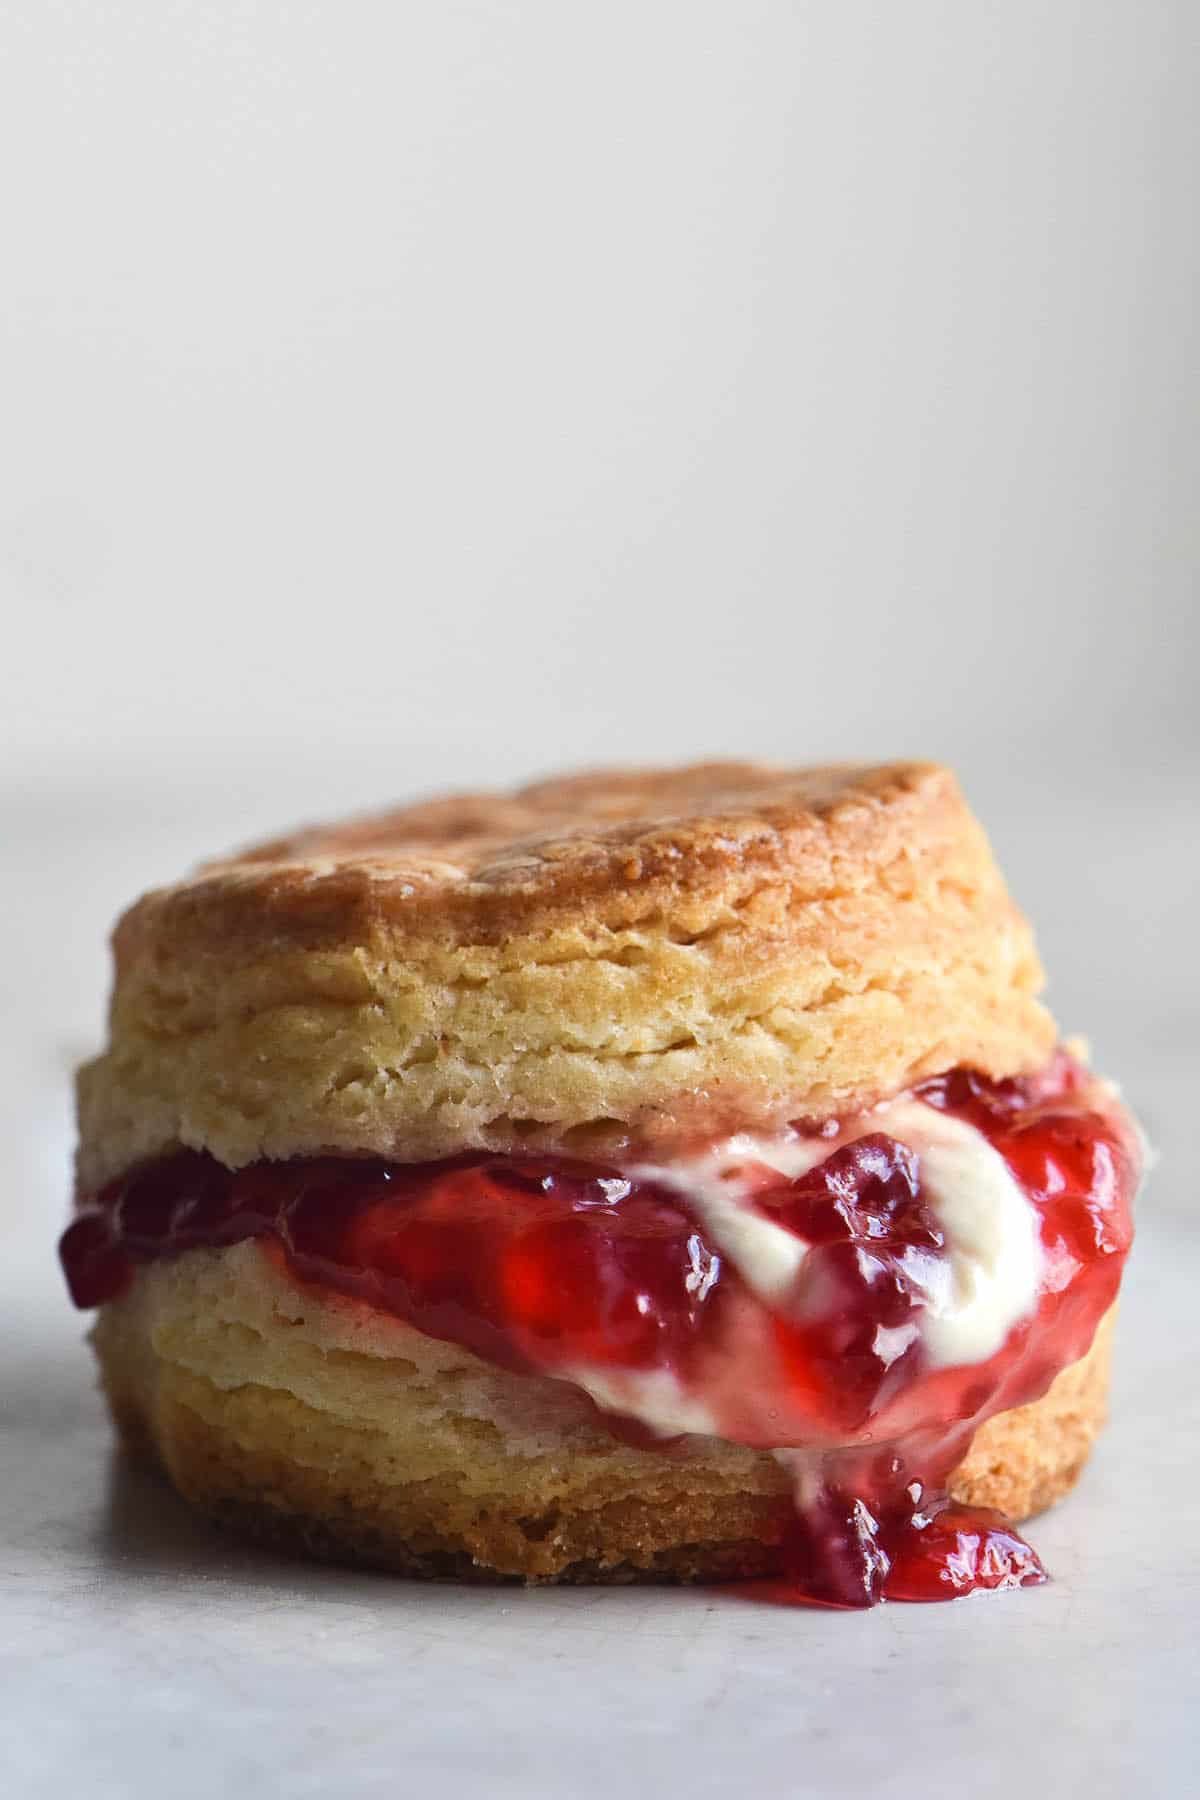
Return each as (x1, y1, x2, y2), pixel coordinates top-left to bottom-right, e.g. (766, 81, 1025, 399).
(122, 762, 990, 950)
(78, 761, 1057, 1187)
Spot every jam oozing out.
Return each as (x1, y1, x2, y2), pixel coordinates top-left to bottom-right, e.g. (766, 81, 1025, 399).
(60, 1053, 1138, 1609)
(745, 1484, 1046, 1610)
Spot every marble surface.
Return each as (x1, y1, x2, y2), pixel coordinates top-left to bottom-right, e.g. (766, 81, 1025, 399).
(4, 776, 1198, 1798)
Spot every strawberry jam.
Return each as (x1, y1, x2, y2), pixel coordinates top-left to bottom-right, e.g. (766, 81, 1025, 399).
(60, 1052, 1139, 1608)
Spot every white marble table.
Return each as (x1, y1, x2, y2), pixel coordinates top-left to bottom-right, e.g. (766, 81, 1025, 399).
(4, 773, 1197, 1798)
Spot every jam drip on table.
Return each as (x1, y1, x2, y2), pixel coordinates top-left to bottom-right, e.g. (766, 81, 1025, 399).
(60, 1053, 1138, 1609)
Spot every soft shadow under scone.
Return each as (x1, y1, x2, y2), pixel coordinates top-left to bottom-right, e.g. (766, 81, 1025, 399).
(70, 760, 1129, 1590)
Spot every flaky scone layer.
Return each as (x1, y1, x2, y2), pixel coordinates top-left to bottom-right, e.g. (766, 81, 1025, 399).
(92, 1245, 1112, 1583)
(77, 762, 1054, 1188)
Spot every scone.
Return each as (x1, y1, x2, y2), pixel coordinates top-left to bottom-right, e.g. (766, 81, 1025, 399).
(60, 762, 1141, 1607)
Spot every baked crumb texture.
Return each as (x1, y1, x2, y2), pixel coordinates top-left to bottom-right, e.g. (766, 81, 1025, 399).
(78, 761, 1054, 1188)
(93, 1245, 1111, 1584)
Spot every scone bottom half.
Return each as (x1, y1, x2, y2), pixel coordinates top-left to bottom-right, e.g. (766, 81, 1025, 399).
(63, 762, 1142, 1609)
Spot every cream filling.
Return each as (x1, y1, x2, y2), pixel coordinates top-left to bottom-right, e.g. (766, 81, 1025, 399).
(872, 1101, 1043, 1368)
(607, 1095, 1045, 1441)
(558, 1365, 724, 1440)
(552, 1098, 1044, 1445)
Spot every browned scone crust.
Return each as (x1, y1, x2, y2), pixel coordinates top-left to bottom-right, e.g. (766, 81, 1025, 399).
(92, 1247, 1112, 1584)
(77, 761, 1054, 1189)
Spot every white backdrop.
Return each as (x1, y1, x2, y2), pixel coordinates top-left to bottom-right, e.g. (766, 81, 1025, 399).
(2, 1, 1196, 806)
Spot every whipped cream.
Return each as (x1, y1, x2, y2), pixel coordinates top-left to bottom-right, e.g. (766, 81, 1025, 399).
(874, 1101, 1042, 1367)
(534, 1097, 1046, 1447)
(631, 1094, 1043, 1379)
(560, 1364, 724, 1440)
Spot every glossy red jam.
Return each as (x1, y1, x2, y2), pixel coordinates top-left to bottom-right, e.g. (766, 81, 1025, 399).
(60, 1053, 1139, 1608)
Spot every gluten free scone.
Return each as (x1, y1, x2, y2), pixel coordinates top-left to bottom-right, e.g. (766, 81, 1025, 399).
(62, 762, 1140, 1606)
